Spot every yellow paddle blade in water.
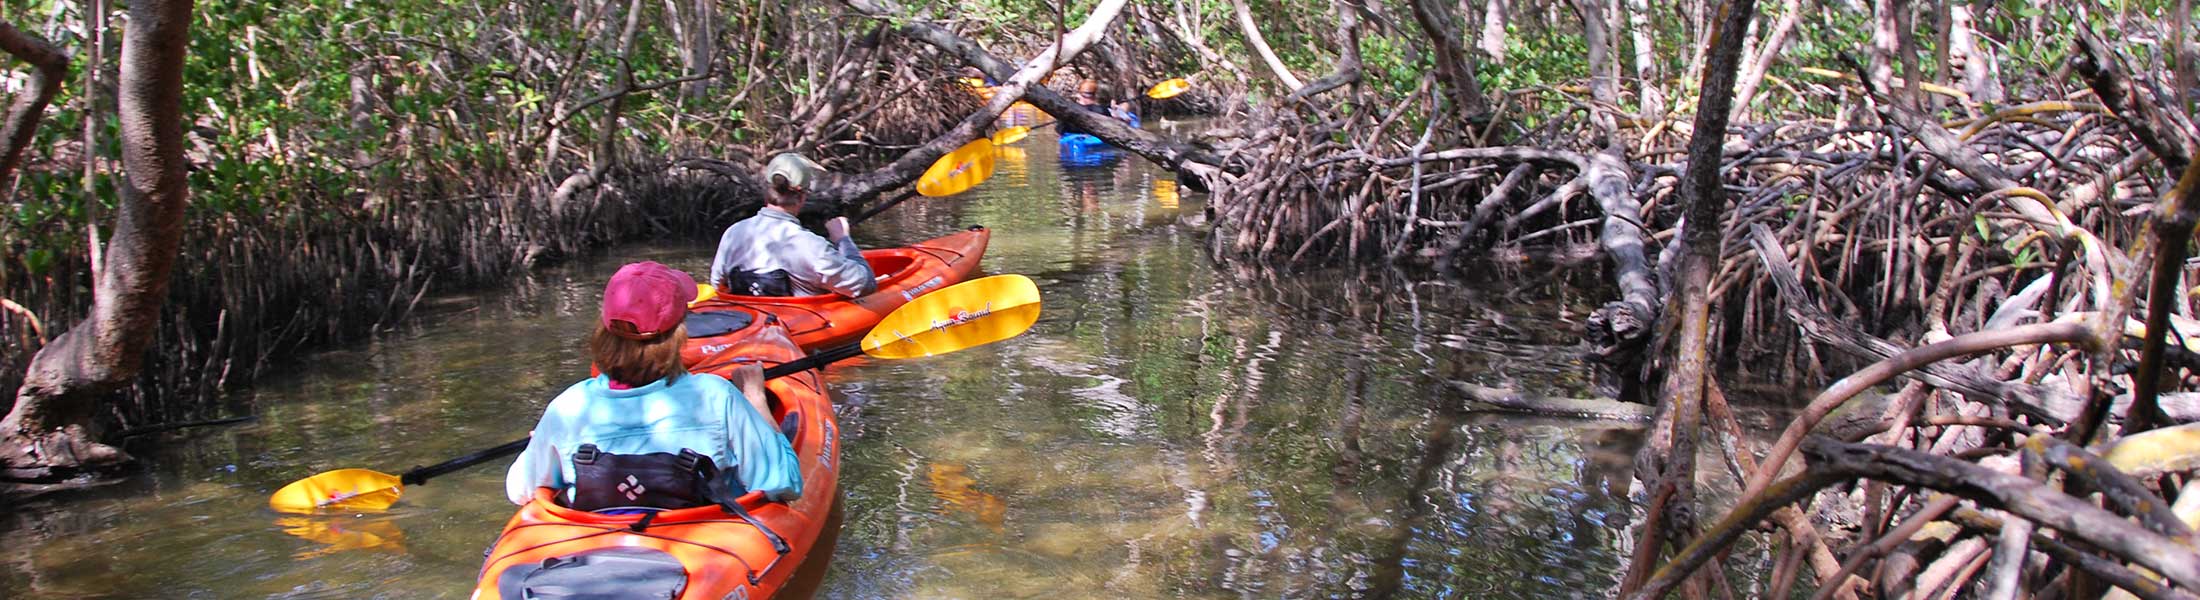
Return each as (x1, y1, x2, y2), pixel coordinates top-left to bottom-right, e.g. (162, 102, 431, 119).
(990, 126, 1030, 146)
(269, 468, 405, 513)
(1146, 78, 1191, 99)
(862, 274, 1041, 359)
(916, 138, 997, 197)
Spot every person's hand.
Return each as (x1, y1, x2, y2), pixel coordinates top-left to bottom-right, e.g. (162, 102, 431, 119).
(728, 363, 766, 397)
(824, 216, 851, 241)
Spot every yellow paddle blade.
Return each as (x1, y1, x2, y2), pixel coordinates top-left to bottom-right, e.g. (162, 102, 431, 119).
(862, 274, 1041, 359)
(690, 283, 717, 307)
(990, 126, 1031, 146)
(1146, 78, 1191, 99)
(960, 77, 988, 89)
(916, 138, 997, 197)
(269, 468, 405, 514)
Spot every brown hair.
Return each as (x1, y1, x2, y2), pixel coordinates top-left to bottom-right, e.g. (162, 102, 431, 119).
(764, 175, 805, 208)
(590, 321, 689, 385)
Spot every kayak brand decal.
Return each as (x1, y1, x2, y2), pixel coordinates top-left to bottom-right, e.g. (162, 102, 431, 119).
(819, 419, 836, 471)
(930, 303, 993, 332)
(900, 276, 944, 301)
(699, 342, 734, 356)
(720, 585, 749, 600)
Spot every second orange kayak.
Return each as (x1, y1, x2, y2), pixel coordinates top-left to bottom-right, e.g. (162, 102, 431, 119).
(688, 225, 989, 352)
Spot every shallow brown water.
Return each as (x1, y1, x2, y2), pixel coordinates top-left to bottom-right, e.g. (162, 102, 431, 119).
(2, 122, 1645, 599)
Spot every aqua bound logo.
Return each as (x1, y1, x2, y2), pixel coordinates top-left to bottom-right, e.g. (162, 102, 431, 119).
(929, 303, 993, 332)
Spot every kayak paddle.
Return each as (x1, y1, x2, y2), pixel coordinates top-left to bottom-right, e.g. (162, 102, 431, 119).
(1146, 78, 1191, 99)
(851, 137, 998, 225)
(990, 126, 1030, 146)
(268, 274, 1043, 513)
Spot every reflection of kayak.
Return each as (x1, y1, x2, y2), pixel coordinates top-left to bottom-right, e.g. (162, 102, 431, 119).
(685, 226, 989, 354)
(1058, 135, 1122, 169)
(474, 322, 840, 600)
(1059, 133, 1122, 169)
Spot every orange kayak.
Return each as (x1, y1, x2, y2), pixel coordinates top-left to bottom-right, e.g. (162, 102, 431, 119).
(473, 322, 841, 600)
(689, 225, 989, 352)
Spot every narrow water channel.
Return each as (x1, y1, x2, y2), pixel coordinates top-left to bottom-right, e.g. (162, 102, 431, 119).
(2, 124, 1642, 598)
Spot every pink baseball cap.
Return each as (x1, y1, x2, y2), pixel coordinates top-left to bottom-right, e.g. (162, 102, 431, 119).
(601, 261, 697, 340)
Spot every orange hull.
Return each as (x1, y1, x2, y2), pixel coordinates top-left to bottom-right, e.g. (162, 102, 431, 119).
(473, 324, 841, 600)
(691, 226, 989, 352)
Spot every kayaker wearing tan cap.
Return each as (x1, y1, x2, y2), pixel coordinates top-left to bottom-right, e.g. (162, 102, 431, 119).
(709, 152, 878, 298)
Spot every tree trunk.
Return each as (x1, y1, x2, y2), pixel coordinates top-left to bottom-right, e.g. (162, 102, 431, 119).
(2178, 0, 2196, 114)
(1867, 0, 1896, 94)
(1478, 0, 1507, 63)
(1152, 2, 1252, 86)
(1409, 0, 1494, 121)
(0, 20, 68, 189)
(1728, 0, 1797, 122)
(1571, 0, 1617, 111)
(1626, 0, 1662, 117)
(678, 0, 718, 101)
(1949, 3, 2001, 105)
(1230, 0, 1304, 91)
(1616, 0, 1756, 593)
(3, 0, 196, 481)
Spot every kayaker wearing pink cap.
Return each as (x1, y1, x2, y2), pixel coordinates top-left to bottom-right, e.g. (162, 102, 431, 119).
(504, 261, 802, 510)
(710, 152, 879, 298)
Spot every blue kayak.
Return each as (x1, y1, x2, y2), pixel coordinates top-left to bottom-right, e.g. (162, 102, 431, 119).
(1059, 133, 1107, 150)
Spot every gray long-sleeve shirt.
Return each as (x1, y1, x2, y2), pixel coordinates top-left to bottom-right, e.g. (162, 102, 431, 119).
(709, 206, 877, 297)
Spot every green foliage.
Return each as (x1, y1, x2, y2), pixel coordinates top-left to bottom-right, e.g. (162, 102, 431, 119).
(1358, 33, 1433, 101)
(1484, 27, 1589, 93)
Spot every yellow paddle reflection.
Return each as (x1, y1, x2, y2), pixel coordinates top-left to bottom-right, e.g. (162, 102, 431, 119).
(1154, 178, 1179, 210)
(277, 516, 409, 559)
(927, 463, 1006, 534)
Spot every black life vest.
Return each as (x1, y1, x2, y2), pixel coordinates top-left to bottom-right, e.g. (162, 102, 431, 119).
(566, 444, 745, 512)
(725, 269, 793, 297)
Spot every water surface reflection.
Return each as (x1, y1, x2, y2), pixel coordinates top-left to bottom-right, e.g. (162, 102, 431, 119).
(1, 127, 1640, 599)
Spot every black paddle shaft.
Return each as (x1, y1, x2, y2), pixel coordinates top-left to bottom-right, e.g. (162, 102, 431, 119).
(850, 188, 921, 225)
(400, 437, 532, 486)
(395, 342, 866, 486)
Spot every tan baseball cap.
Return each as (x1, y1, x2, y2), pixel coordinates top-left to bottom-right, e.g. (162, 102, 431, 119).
(763, 152, 824, 192)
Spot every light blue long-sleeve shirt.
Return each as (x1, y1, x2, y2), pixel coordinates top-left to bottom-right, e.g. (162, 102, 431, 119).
(505, 372, 802, 506)
(710, 206, 877, 297)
